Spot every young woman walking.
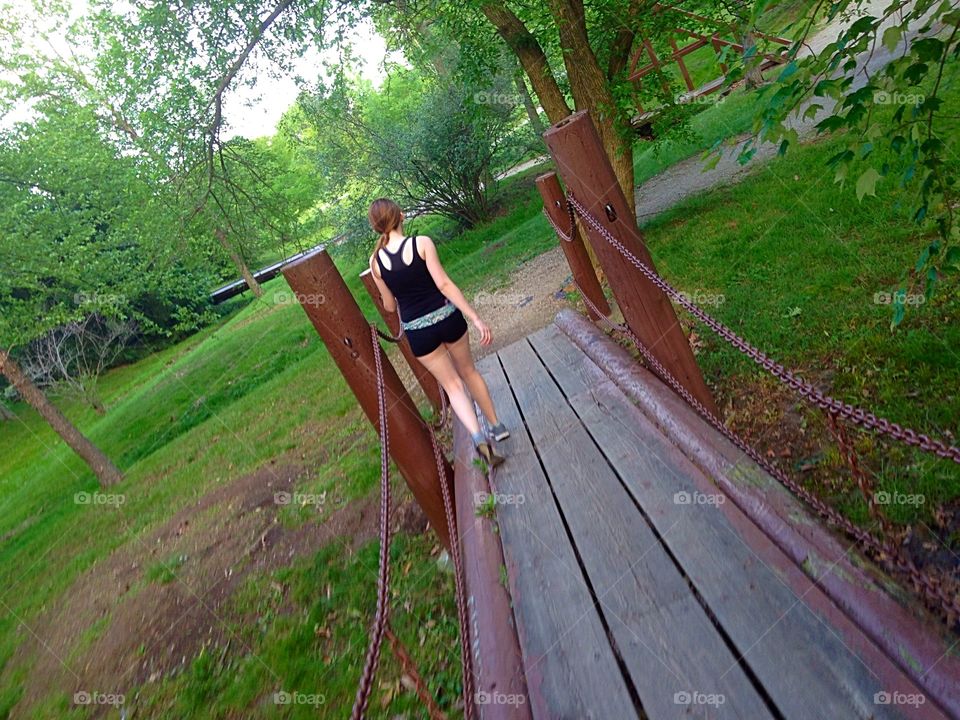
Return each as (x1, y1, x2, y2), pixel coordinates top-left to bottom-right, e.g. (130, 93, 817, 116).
(367, 198, 507, 466)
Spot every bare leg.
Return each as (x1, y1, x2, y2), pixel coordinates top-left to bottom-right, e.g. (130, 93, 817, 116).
(445, 333, 499, 426)
(417, 344, 481, 437)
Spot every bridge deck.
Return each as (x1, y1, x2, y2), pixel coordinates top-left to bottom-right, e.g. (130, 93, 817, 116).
(466, 321, 953, 719)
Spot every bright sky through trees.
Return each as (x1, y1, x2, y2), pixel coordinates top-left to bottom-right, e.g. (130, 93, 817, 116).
(3, 1, 392, 139)
(220, 17, 390, 139)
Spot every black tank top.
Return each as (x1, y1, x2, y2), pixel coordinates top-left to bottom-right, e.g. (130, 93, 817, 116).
(375, 236, 447, 322)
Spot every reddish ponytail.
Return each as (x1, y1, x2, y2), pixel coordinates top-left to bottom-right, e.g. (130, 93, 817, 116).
(368, 198, 403, 254)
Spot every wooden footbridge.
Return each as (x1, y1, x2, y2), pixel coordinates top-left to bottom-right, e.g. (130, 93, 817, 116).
(454, 312, 960, 719)
(281, 112, 960, 718)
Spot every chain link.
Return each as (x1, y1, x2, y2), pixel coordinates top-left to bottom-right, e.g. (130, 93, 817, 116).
(567, 194, 960, 465)
(567, 197, 960, 626)
(352, 324, 476, 718)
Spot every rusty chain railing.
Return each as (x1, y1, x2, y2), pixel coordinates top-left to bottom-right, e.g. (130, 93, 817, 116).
(545, 194, 960, 625)
(351, 324, 474, 719)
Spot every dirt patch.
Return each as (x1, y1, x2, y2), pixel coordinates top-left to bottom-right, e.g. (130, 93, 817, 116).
(718, 372, 830, 476)
(471, 247, 576, 358)
(8, 458, 420, 718)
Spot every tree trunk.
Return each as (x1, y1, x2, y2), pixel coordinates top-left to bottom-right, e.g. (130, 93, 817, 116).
(0, 349, 123, 487)
(515, 69, 546, 135)
(481, 4, 572, 125)
(545, 0, 637, 220)
(741, 31, 765, 88)
(215, 227, 263, 298)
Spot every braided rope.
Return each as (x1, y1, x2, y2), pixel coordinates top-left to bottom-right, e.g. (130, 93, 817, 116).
(351, 325, 395, 719)
(431, 425, 477, 720)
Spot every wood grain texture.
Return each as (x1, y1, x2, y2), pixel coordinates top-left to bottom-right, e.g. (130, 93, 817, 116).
(477, 353, 637, 719)
(453, 416, 531, 719)
(531, 324, 942, 720)
(498, 339, 772, 720)
(553, 306, 960, 719)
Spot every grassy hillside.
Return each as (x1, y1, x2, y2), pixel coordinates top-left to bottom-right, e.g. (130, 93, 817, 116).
(637, 65, 960, 540)
(0, 173, 554, 719)
(2, 46, 959, 716)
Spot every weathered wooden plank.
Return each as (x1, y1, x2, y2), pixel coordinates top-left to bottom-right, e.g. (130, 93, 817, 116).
(496, 341, 773, 720)
(476, 353, 638, 719)
(532, 324, 944, 720)
(555, 307, 960, 719)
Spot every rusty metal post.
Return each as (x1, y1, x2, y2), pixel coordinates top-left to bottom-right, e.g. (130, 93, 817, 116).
(543, 110, 720, 418)
(282, 248, 451, 549)
(536, 172, 611, 322)
(360, 269, 444, 414)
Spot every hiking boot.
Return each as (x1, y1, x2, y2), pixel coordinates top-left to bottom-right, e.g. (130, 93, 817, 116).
(476, 441, 505, 468)
(490, 422, 510, 441)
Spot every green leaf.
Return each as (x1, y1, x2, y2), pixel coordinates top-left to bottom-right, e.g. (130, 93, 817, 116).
(856, 168, 881, 200)
(891, 299, 905, 329)
(903, 62, 928, 84)
(778, 61, 798, 82)
(702, 152, 722, 171)
(802, 103, 824, 121)
(925, 267, 938, 299)
(815, 115, 848, 133)
(826, 149, 855, 167)
(943, 247, 960, 272)
(912, 38, 944, 62)
(881, 25, 902, 52)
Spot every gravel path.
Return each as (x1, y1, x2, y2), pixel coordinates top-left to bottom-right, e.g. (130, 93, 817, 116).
(634, 0, 915, 221)
(449, 1, 929, 357)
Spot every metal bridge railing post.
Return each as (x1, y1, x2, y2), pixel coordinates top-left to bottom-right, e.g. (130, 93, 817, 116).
(536, 171, 611, 322)
(543, 110, 720, 418)
(282, 248, 452, 549)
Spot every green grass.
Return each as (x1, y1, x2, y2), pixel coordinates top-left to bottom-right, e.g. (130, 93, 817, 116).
(4, 35, 960, 713)
(131, 535, 462, 719)
(0, 170, 551, 719)
(631, 50, 960, 529)
(758, 0, 830, 36)
(633, 89, 763, 185)
(641, 129, 960, 527)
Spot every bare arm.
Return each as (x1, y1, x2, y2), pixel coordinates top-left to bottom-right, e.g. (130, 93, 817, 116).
(369, 254, 397, 314)
(419, 236, 492, 345)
